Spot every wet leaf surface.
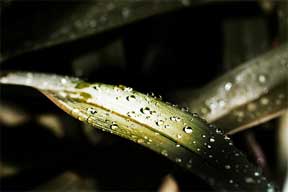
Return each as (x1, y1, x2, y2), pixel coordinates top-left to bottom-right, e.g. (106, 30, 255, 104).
(0, 71, 277, 191)
(176, 44, 288, 134)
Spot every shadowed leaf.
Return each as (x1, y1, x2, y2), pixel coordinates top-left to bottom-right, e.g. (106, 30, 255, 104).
(1, 0, 210, 61)
(0, 71, 277, 191)
(175, 44, 288, 134)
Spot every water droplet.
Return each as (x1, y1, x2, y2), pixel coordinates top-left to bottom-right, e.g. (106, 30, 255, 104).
(225, 165, 231, 170)
(181, 107, 189, 112)
(156, 120, 164, 126)
(208, 154, 213, 158)
(126, 95, 136, 101)
(260, 97, 269, 105)
(110, 122, 119, 130)
(224, 82, 232, 91)
(200, 107, 210, 114)
(161, 150, 168, 156)
(140, 107, 151, 115)
(209, 102, 217, 111)
(164, 125, 170, 129)
(247, 103, 257, 111)
(127, 111, 136, 117)
(93, 85, 101, 90)
(170, 116, 181, 122)
(177, 134, 182, 139)
(245, 177, 254, 183)
(176, 158, 182, 163)
(137, 138, 144, 143)
(207, 145, 212, 149)
(122, 8, 130, 18)
(0, 77, 8, 83)
(235, 153, 240, 157)
(229, 179, 234, 184)
(202, 134, 206, 138)
(258, 74, 267, 84)
(176, 144, 180, 148)
(218, 100, 226, 108)
(191, 113, 199, 118)
(181, 0, 190, 6)
(124, 87, 133, 92)
(183, 126, 193, 134)
(196, 148, 201, 152)
(224, 135, 230, 141)
(59, 91, 67, 97)
(216, 128, 223, 134)
(254, 171, 260, 176)
(87, 107, 97, 114)
(61, 78, 67, 84)
(209, 138, 215, 142)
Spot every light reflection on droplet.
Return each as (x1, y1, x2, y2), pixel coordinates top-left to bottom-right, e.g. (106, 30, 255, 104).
(224, 82, 232, 91)
(183, 126, 193, 134)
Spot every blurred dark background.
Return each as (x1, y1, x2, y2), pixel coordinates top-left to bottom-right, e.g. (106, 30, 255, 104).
(0, 1, 280, 191)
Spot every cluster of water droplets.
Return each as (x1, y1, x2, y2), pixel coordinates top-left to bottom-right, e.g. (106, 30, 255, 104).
(72, 81, 278, 191)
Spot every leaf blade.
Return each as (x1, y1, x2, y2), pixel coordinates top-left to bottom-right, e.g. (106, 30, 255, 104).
(176, 44, 288, 134)
(0, 71, 277, 191)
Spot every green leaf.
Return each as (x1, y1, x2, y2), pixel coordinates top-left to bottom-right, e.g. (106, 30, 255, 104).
(1, 0, 209, 61)
(176, 44, 288, 134)
(0, 71, 277, 191)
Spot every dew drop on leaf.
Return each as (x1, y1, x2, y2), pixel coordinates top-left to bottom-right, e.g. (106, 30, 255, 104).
(137, 138, 144, 144)
(224, 82, 232, 91)
(161, 150, 168, 157)
(218, 100, 226, 108)
(126, 95, 136, 101)
(245, 177, 254, 183)
(127, 111, 135, 117)
(209, 138, 215, 142)
(125, 87, 133, 92)
(181, 0, 190, 6)
(122, 8, 130, 19)
(175, 158, 182, 163)
(61, 78, 67, 84)
(164, 125, 170, 129)
(140, 107, 151, 115)
(87, 107, 97, 114)
(260, 97, 269, 105)
(247, 103, 257, 111)
(258, 74, 267, 84)
(170, 116, 181, 122)
(155, 120, 164, 126)
(110, 122, 119, 130)
(183, 126, 193, 134)
(225, 165, 231, 170)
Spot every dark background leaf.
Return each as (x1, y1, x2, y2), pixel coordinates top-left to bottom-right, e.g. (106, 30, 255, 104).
(0, 1, 284, 191)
